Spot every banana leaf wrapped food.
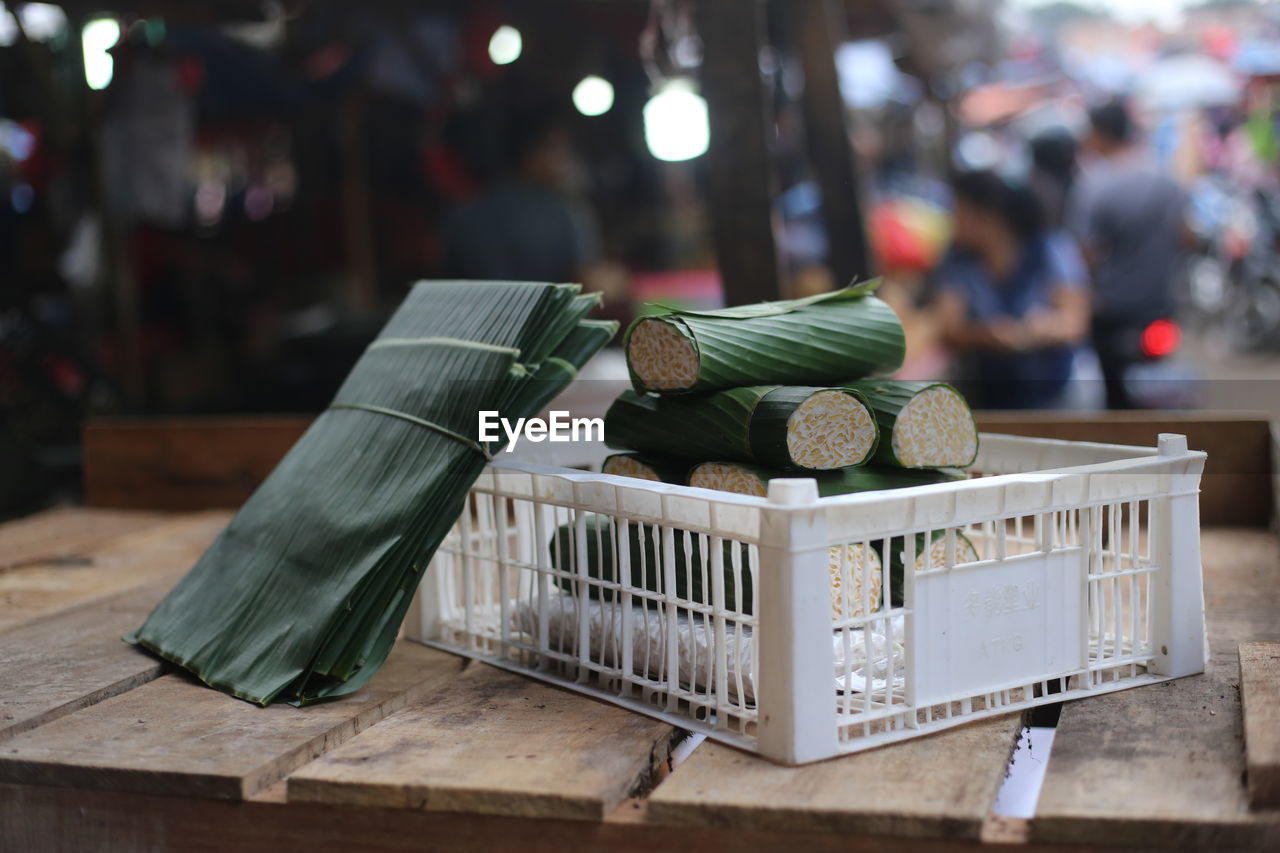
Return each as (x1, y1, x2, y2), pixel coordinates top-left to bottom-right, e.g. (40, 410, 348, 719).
(624, 283, 905, 394)
(601, 452, 689, 484)
(842, 379, 979, 469)
(605, 385, 880, 471)
(686, 461, 966, 497)
(685, 460, 979, 610)
(549, 514, 882, 621)
(129, 281, 616, 705)
(877, 530, 983, 607)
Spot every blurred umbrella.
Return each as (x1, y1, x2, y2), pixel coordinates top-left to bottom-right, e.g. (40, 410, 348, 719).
(870, 196, 950, 275)
(1234, 41, 1280, 78)
(958, 82, 1050, 127)
(1135, 54, 1240, 111)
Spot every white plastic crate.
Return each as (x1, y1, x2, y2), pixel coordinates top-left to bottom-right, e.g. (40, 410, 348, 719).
(404, 432, 1207, 764)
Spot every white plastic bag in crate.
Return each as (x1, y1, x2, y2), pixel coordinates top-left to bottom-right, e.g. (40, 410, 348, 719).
(504, 593, 905, 703)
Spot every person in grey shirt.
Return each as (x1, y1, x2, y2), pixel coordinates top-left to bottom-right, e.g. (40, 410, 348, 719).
(1069, 101, 1187, 409)
(445, 109, 599, 285)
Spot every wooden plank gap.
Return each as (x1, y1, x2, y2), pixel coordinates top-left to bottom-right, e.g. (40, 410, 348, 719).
(0, 644, 464, 800)
(287, 662, 676, 821)
(1241, 642, 1280, 810)
(646, 712, 1024, 839)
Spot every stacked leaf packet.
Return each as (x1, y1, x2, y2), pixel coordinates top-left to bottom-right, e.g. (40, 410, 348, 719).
(129, 281, 616, 705)
(606, 282, 978, 482)
(557, 282, 981, 618)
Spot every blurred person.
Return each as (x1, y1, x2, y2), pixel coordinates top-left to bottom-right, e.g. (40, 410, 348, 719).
(933, 170, 1091, 410)
(1028, 128, 1078, 231)
(1070, 101, 1187, 409)
(444, 107, 600, 285)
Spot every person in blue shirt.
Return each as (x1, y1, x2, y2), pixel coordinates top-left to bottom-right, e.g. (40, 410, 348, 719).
(933, 170, 1091, 409)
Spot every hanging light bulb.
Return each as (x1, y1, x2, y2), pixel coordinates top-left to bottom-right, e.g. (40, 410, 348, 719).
(488, 25, 522, 66)
(643, 79, 709, 162)
(82, 18, 120, 90)
(572, 75, 614, 117)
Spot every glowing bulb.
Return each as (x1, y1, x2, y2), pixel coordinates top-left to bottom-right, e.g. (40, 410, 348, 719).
(19, 4, 66, 42)
(82, 18, 120, 90)
(643, 80, 709, 162)
(572, 75, 614, 117)
(488, 25, 522, 66)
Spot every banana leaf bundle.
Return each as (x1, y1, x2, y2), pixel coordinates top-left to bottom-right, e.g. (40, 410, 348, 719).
(128, 281, 616, 705)
(624, 282, 905, 394)
(605, 385, 879, 470)
(842, 379, 979, 469)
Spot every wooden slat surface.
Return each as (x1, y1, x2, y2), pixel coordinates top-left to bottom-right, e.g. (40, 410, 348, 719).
(0, 507, 167, 570)
(0, 582, 171, 741)
(0, 783, 1044, 853)
(0, 502, 1273, 847)
(0, 511, 230, 633)
(646, 714, 1021, 838)
(1240, 643, 1280, 810)
(975, 412, 1274, 527)
(84, 417, 308, 510)
(1031, 529, 1280, 848)
(288, 663, 676, 821)
(0, 644, 465, 800)
(82, 415, 1274, 527)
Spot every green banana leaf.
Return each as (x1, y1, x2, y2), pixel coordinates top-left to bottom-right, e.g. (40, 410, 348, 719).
(128, 281, 616, 706)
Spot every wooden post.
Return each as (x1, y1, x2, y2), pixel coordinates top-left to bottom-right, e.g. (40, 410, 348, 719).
(339, 93, 378, 311)
(696, 0, 783, 305)
(790, 0, 873, 285)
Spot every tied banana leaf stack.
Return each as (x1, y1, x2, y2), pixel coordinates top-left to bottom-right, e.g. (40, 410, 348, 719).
(128, 280, 616, 706)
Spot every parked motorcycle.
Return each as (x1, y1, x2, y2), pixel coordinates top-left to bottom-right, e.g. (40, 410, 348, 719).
(1184, 178, 1280, 353)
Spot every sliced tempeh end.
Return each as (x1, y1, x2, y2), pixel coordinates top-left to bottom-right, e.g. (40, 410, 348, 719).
(688, 462, 767, 497)
(627, 318, 699, 391)
(892, 385, 978, 468)
(603, 454, 662, 482)
(828, 544, 883, 620)
(689, 461, 883, 621)
(786, 390, 877, 470)
(915, 531, 983, 571)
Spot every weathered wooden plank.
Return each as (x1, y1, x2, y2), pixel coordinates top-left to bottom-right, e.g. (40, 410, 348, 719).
(0, 644, 464, 800)
(288, 663, 676, 820)
(0, 782, 1046, 853)
(1032, 529, 1280, 848)
(0, 582, 172, 741)
(84, 417, 307, 510)
(646, 714, 1021, 838)
(0, 507, 167, 570)
(975, 412, 1273, 527)
(1240, 643, 1280, 810)
(83, 415, 1273, 524)
(0, 510, 229, 633)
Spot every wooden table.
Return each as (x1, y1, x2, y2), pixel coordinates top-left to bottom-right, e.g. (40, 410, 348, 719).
(1, 509, 1277, 851)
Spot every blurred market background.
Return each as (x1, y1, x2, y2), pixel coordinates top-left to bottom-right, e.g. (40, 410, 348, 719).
(2, 0, 1279, 513)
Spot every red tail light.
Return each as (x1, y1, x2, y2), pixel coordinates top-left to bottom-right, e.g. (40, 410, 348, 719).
(1140, 318, 1181, 358)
